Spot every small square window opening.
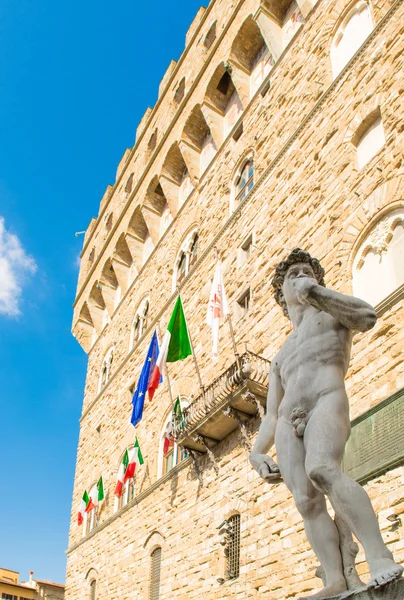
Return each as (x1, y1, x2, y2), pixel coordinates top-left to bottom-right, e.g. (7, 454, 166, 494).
(237, 288, 251, 318)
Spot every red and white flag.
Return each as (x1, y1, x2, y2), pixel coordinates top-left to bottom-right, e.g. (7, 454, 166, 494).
(206, 261, 230, 358)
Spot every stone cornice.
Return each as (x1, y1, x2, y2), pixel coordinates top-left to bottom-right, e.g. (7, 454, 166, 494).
(79, 0, 403, 423)
(66, 457, 191, 555)
(375, 283, 404, 318)
(74, 0, 314, 323)
(75, 0, 245, 278)
(74, 0, 322, 308)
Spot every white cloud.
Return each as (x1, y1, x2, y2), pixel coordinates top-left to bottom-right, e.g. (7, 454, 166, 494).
(0, 217, 37, 316)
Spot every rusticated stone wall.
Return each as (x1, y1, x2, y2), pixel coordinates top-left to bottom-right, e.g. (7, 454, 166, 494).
(66, 0, 404, 597)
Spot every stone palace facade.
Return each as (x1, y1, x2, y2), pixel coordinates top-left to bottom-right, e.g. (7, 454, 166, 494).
(66, 0, 404, 597)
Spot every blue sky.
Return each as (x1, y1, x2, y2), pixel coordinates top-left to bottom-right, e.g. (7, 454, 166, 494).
(0, 0, 203, 584)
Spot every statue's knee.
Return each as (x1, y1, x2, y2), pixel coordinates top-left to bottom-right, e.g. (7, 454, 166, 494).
(294, 493, 315, 517)
(307, 464, 334, 494)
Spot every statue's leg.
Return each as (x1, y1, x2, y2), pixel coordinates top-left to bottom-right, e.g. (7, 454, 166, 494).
(304, 392, 403, 590)
(275, 416, 347, 598)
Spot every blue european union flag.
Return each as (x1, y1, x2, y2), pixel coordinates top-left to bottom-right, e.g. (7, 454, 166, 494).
(130, 331, 160, 427)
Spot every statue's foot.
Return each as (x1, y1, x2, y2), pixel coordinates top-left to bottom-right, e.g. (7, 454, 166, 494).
(297, 579, 347, 599)
(368, 557, 403, 590)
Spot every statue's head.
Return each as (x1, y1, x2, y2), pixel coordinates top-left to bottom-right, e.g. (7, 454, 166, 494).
(272, 248, 326, 318)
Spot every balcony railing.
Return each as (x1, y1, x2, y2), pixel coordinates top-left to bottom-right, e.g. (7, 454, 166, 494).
(174, 351, 270, 453)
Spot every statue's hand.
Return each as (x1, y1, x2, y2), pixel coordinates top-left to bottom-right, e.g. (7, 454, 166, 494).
(249, 453, 282, 483)
(293, 276, 316, 304)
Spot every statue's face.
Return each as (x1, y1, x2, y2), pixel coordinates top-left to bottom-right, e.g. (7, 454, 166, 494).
(282, 262, 316, 305)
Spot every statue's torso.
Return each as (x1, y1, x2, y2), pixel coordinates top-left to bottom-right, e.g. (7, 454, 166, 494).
(275, 309, 353, 420)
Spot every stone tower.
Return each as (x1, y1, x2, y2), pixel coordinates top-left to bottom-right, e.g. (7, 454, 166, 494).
(67, 0, 404, 598)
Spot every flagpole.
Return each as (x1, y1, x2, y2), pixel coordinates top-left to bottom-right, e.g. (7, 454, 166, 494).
(226, 314, 239, 359)
(214, 247, 239, 360)
(188, 324, 205, 393)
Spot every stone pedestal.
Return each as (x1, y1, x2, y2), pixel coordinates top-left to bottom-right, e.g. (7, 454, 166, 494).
(321, 578, 404, 599)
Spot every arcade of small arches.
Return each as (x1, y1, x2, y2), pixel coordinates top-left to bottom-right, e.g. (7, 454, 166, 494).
(94, 105, 388, 398)
(74, 0, 378, 357)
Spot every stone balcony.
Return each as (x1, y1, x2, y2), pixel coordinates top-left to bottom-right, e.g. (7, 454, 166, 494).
(174, 351, 270, 453)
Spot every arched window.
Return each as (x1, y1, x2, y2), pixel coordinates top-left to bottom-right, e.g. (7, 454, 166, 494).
(355, 115, 385, 170)
(114, 445, 138, 512)
(119, 475, 136, 509)
(331, 2, 373, 77)
(90, 580, 96, 600)
(83, 486, 99, 535)
(130, 299, 150, 349)
(84, 506, 97, 535)
(234, 160, 254, 208)
(159, 400, 189, 476)
(89, 247, 95, 264)
(353, 208, 404, 307)
(150, 547, 162, 600)
(174, 232, 199, 287)
(98, 346, 114, 393)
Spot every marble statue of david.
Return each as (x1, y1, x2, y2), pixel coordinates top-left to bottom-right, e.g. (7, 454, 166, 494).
(249, 248, 403, 599)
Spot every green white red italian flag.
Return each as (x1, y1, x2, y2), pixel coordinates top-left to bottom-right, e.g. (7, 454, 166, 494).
(78, 491, 89, 525)
(148, 296, 192, 400)
(85, 476, 104, 512)
(78, 477, 105, 525)
(114, 439, 144, 497)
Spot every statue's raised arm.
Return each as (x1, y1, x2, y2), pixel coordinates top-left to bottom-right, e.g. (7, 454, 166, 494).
(293, 276, 377, 332)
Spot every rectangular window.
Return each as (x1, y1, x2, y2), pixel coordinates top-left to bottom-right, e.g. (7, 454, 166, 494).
(237, 289, 251, 318)
(163, 448, 175, 474)
(239, 234, 254, 266)
(232, 122, 243, 142)
(150, 547, 162, 600)
(226, 514, 241, 579)
(90, 580, 96, 600)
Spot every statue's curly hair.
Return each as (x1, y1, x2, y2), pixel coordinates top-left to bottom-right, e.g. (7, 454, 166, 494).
(272, 248, 326, 318)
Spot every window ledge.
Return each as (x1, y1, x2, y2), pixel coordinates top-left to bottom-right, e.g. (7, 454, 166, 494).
(375, 283, 404, 317)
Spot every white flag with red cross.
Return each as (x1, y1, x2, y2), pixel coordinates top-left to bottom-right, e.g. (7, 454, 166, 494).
(206, 261, 230, 358)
